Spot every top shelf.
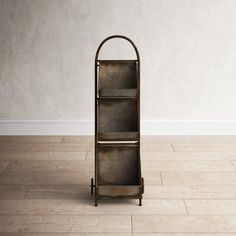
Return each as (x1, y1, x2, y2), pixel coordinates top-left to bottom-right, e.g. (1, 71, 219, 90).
(98, 60, 138, 91)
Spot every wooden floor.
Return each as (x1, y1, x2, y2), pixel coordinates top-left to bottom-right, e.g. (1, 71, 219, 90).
(1, 136, 236, 235)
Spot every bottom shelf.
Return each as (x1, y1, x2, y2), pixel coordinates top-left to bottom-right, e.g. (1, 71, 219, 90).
(90, 178, 144, 206)
(97, 145, 140, 186)
(96, 185, 142, 197)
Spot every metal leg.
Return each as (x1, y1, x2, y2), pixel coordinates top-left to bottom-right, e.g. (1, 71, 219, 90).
(90, 178, 94, 195)
(142, 177, 144, 193)
(139, 197, 142, 206)
(95, 198, 98, 207)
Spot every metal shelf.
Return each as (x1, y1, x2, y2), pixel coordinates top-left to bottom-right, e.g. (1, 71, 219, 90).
(92, 35, 143, 207)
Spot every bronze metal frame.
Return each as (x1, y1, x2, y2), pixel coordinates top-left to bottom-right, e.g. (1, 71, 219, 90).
(91, 35, 144, 206)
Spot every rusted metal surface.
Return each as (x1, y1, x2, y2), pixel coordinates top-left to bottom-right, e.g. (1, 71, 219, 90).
(99, 88, 137, 97)
(99, 60, 137, 89)
(97, 145, 139, 185)
(97, 186, 142, 197)
(98, 99, 138, 133)
(91, 35, 143, 206)
(98, 132, 138, 141)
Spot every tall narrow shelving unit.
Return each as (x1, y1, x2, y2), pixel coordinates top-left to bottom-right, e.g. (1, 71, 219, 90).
(91, 35, 144, 206)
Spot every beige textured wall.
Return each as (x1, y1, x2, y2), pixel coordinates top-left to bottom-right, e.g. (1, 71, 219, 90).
(1, 0, 236, 120)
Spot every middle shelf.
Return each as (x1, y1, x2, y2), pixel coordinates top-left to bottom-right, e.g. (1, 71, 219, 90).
(97, 99, 139, 141)
(99, 89, 137, 98)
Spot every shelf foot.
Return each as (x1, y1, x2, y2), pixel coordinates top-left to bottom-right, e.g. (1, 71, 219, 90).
(90, 178, 94, 195)
(95, 198, 98, 207)
(142, 177, 144, 193)
(139, 197, 142, 206)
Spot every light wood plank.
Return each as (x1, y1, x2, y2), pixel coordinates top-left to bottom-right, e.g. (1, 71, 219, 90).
(0, 136, 62, 143)
(86, 151, 94, 159)
(0, 172, 92, 185)
(0, 199, 186, 215)
(143, 160, 235, 172)
(0, 233, 235, 236)
(231, 161, 236, 169)
(62, 136, 94, 143)
(11, 159, 228, 174)
(142, 171, 162, 185)
(161, 172, 236, 185)
(0, 233, 136, 236)
(142, 135, 236, 143)
(0, 215, 131, 233)
(1, 233, 235, 236)
(0, 152, 86, 160)
(1, 233, 236, 236)
(185, 199, 236, 215)
(6, 160, 93, 172)
(0, 143, 93, 152)
(134, 234, 236, 236)
(0, 152, 32, 160)
(172, 143, 236, 152)
(26, 186, 90, 199)
(229, 153, 236, 160)
(142, 152, 233, 160)
(0, 186, 28, 199)
(141, 143, 173, 152)
(144, 185, 236, 199)
(132, 215, 236, 233)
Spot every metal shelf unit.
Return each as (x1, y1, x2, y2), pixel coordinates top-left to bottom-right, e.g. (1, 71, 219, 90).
(91, 35, 144, 206)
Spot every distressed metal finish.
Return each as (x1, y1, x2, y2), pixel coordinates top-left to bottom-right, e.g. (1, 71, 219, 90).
(97, 145, 139, 185)
(98, 132, 138, 141)
(91, 35, 144, 206)
(99, 88, 137, 97)
(99, 60, 137, 89)
(98, 100, 138, 132)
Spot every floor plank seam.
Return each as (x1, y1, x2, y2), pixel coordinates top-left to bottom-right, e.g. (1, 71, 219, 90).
(85, 152, 90, 160)
(131, 214, 133, 233)
(230, 160, 236, 170)
(3, 161, 11, 172)
(159, 173, 164, 185)
(183, 199, 189, 215)
(23, 185, 31, 199)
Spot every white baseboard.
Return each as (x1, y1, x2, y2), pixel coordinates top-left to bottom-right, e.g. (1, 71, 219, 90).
(0, 119, 236, 135)
(142, 120, 236, 135)
(0, 119, 93, 135)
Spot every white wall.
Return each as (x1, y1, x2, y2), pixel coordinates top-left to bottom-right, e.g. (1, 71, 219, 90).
(1, 0, 236, 134)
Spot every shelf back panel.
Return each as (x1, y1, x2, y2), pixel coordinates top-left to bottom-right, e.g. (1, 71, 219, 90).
(97, 146, 140, 186)
(98, 100, 138, 133)
(99, 60, 137, 89)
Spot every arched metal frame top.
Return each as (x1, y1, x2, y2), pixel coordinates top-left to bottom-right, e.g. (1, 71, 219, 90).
(95, 35, 140, 62)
